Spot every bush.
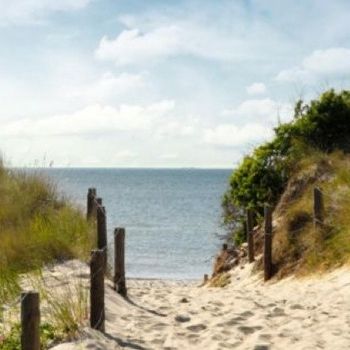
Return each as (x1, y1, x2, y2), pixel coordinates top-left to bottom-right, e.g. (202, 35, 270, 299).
(223, 89, 350, 244)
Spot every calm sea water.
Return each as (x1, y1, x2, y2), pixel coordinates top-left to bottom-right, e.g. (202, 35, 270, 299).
(41, 168, 231, 280)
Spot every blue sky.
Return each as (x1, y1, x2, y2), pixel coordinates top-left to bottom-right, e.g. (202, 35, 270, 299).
(0, 0, 350, 167)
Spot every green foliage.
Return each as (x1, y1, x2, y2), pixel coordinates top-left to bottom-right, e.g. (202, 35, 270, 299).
(0, 322, 59, 350)
(223, 89, 350, 244)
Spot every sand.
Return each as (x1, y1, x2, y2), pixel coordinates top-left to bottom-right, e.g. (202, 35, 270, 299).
(31, 260, 350, 349)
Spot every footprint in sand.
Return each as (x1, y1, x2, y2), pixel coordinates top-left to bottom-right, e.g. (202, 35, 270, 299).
(219, 341, 242, 348)
(289, 304, 304, 310)
(253, 345, 270, 350)
(238, 325, 263, 335)
(266, 307, 286, 317)
(186, 324, 207, 332)
(239, 310, 254, 318)
(217, 316, 245, 327)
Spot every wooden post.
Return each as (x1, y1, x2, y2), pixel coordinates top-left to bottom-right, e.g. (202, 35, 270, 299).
(87, 188, 96, 220)
(114, 228, 127, 296)
(314, 187, 324, 227)
(246, 209, 255, 263)
(21, 291, 40, 350)
(264, 205, 273, 281)
(222, 243, 228, 251)
(204, 274, 209, 283)
(90, 249, 105, 332)
(97, 205, 107, 273)
(93, 197, 102, 220)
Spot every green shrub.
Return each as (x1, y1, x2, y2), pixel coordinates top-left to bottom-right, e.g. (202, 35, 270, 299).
(223, 89, 350, 244)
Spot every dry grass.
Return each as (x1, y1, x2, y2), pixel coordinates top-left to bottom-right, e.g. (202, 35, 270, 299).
(272, 151, 350, 277)
(209, 272, 231, 288)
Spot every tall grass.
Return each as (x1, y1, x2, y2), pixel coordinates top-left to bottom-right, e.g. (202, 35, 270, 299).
(0, 163, 94, 304)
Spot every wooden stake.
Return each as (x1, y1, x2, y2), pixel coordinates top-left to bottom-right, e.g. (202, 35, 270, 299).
(114, 228, 127, 296)
(246, 209, 255, 263)
(21, 291, 40, 350)
(87, 188, 96, 220)
(314, 187, 324, 228)
(264, 205, 273, 281)
(97, 205, 107, 273)
(90, 249, 105, 332)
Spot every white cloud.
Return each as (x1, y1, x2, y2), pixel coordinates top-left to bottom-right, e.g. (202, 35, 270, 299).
(276, 47, 350, 83)
(275, 67, 313, 83)
(0, 101, 175, 137)
(222, 98, 292, 123)
(303, 48, 350, 75)
(0, 0, 91, 25)
(203, 123, 273, 147)
(95, 24, 245, 65)
(63, 72, 146, 102)
(246, 82, 267, 95)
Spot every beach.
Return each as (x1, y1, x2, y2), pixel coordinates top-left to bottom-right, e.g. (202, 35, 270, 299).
(44, 260, 350, 350)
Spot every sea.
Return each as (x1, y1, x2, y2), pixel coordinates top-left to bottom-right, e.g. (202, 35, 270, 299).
(41, 168, 232, 280)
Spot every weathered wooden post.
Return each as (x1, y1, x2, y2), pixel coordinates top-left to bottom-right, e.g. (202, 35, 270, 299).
(264, 205, 273, 281)
(313, 187, 324, 228)
(246, 209, 255, 263)
(222, 243, 228, 251)
(90, 249, 105, 332)
(97, 205, 107, 273)
(114, 228, 127, 296)
(21, 291, 40, 350)
(87, 188, 96, 220)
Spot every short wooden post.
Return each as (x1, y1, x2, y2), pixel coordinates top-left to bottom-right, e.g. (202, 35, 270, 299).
(90, 249, 105, 332)
(264, 205, 273, 281)
(21, 291, 40, 350)
(313, 187, 324, 227)
(114, 228, 127, 296)
(93, 197, 102, 220)
(97, 205, 107, 273)
(246, 209, 255, 263)
(87, 188, 96, 220)
(204, 274, 209, 283)
(222, 243, 228, 251)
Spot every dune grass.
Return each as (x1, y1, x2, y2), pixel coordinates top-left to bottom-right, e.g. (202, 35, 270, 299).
(0, 161, 94, 347)
(0, 161, 94, 304)
(272, 150, 350, 276)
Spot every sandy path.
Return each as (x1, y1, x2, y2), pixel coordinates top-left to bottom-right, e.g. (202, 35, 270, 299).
(49, 261, 350, 350)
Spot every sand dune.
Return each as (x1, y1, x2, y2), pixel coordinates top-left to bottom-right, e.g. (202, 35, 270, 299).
(47, 261, 350, 349)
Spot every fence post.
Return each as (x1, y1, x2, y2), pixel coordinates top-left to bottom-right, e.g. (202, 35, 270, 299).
(264, 205, 273, 281)
(97, 205, 107, 273)
(87, 188, 96, 220)
(114, 228, 127, 297)
(313, 187, 324, 227)
(21, 291, 40, 350)
(90, 249, 105, 332)
(246, 209, 255, 263)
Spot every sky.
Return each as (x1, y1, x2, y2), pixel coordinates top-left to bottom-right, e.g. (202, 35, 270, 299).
(0, 0, 350, 168)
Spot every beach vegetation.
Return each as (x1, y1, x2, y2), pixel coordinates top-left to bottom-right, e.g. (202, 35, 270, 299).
(0, 163, 94, 347)
(223, 89, 350, 246)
